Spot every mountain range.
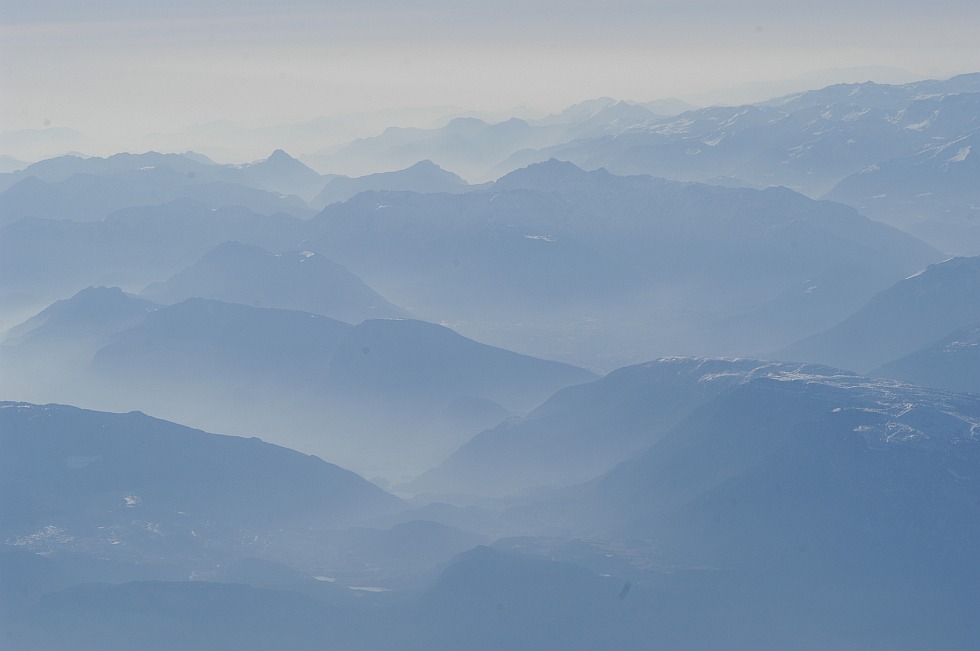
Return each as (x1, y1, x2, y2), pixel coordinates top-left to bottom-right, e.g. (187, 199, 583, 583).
(0, 198, 307, 330)
(409, 358, 836, 498)
(2, 288, 596, 478)
(311, 159, 471, 209)
(303, 98, 667, 182)
(6, 360, 980, 650)
(4, 71, 980, 650)
(522, 74, 980, 197)
(308, 160, 939, 366)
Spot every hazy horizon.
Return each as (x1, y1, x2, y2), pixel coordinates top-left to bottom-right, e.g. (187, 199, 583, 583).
(3, 0, 979, 163)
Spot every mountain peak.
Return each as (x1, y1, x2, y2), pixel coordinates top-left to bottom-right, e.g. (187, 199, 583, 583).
(253, 149, 310, 170)
(2, 285, 158, 346)
(493, 159, 607, 192)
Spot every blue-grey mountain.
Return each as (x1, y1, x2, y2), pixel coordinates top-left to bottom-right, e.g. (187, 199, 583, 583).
(872, 321, 980, 393)
(309, 160, 938, 366)
(311, 159, 470, 209)
(410, 358, 840, 499)
(779, 255, 980, 372)
(141, 241, 404, 324)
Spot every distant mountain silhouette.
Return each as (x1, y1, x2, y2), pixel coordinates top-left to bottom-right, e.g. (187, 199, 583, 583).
(0, 149, 325, 209)
(0, 151, 215, 191)
(0, 198, 307, 321)
(141, 241, 404, 324)
(3, 285, 156, 346)
(90, 298, 352, 396)
(312, 160, 470, 209)
(0, 165, 313, 225)
(0, 286, 159, 402)
(227, 149, 325, 202)
(304, 101, 660, 182)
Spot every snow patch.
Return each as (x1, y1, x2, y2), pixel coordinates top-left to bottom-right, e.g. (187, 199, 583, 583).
(886, 109, 907, 124)
(943, 340, 978, 353)
(656, 117, 695, 135)
(842, 109, 870, 122)
(852, 421, 927, 443)
(720, 109, 748, 128)
(905, 112, 938, 131)
(948, 146, 972, 163)
(9, 525, 74, 548)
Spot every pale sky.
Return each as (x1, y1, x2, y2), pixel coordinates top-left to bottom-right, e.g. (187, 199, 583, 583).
(2, 0, 979, 160)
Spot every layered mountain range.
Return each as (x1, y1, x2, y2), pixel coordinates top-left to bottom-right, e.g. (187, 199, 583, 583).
(3, 72, 980, 650)
(4, 358, 980, 650)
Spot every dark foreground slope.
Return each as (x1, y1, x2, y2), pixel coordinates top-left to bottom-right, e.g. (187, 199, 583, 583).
(4, 362, 980, 650)
(501, 368, 980, 648)
(0, 402, 401, 551)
